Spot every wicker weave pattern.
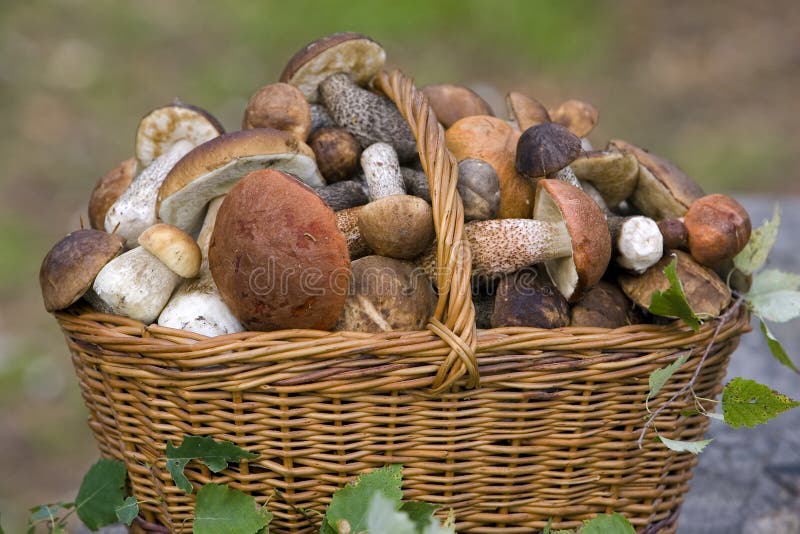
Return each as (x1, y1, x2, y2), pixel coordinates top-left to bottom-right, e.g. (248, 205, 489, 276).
(55, 70, 752, 533)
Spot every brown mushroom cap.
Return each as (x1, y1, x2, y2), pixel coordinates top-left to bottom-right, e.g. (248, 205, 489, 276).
(88, 158, 137, 230)
(242, 83, 312, 141)
(135, 102, 224, 168)
(570, 280, 641, 328)
(515, 122, 582, 178)
(684, 194, 751, 267)
(505, 92, 551, 131)
(570, 150, 639, 207)
(421, 83, 494, 129)
(548, 99, 599, 138)
(279, 32, 386, 103)
(534, 179, 612, 301)
(619, 250, 731, 318)
(138, 223, 201, 278)
(335, 255, 435, 332)
(491, 268, 569, 328)
(358, 195, 434, 260)
(658, 218, 689, 251)
(446, 115, 534, 218)
(208, 169, 350, 331)
(308, 127, 362, 183)
(157, 128, 324, 232)
(609, 139, 705, 219)
(40, 229, 125, 312)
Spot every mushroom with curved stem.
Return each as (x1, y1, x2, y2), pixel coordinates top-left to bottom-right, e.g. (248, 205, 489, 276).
(88, 224, 201, 324)
(158, 197, 243, 336)
(88, 158, 137, 230)
(421, 83, 494, 128)
(135, 102, 224, 168)
(242, 83, 312, 141)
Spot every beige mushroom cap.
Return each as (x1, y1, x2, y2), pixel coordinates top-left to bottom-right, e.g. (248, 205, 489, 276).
(422, 83, 495, 129)
(40, 229, 125, 312)
(138, 223, 201, 278)
(506, 92, 551, 131)
(358, 195, 434, 260)
(548, 99, 599, 138)
(135, 102, 224, 168)
(88, 158, 137, 230)
(570, 149, 639, 207)
(242, 83, 312, 141)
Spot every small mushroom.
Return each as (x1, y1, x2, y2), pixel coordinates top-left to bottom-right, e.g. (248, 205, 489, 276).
(357, 143, 434, 259)
(105, 140, 193, 247)
(157, 128, 324, 233)
(570, 280, 642, 328)
(308, 127, 362, 183)
(619, 250, 732, 318)
(421, 83, 495, 128)
(336, 207, 371, 260)
(89, 224, 201, 323)
(39, 229, 125, 312)
(506, 92, 551, 130)
(515, 122, 582, 179)
(683, 194, 751, 267)
(157, 197, 243, 336)
(208, 169, 350, 331)
(135, 102, 224, 168)
(446, 115, 534, 218)
(570, 149, 639, 207)
(609, 139, 705, 219)
(88, 158, 137, 230)
(548, 99, 599, 138)
(457, 158, 501, 221)
(490, 268, 569, 328)
(316, 180, 369, 212)
(280, 32, 386, 103)
(335, 255, 435, 332)
(242, 83, 312, 141)
(320, 72, 418, 162)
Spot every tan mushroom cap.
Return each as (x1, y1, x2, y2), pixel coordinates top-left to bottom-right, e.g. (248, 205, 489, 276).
(421, 84, 495, 129)
(157, 128, 324, 232)
(279, 32, 386, 103)
(39, 229, 125, 312)
(534, 179, 612, 301)
(506, 92, 551, 131)
(358, 195, 434, 260)
(610, 139, 705, 219)
(88, 158, 137, 230)
(548, 99, 599, 138)
(446, 115, 534, 219)
(138, 223, 201, 278)
(684, 194, 751, 267)
(570, 150, 639, 207)
(135, 102, 224, 168)
(242, 83, 312, 141)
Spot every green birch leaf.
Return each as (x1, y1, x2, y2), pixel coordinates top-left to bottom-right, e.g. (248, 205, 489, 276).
(115, 496, 139, 526)
(193, 484, 272, 534)
(648, 257, 701, 330)
(400, 501, 439, 531)
(29, 502, 74, 522)
(748, 270, 800, 322)
(658, 436, 712, 454)
(323, 465, 404, 534)
(580, 512, 636, 534)
(166, 436, 258, 494)
(722, 377, 800, 428)
(647, 352, 691, 404)
(734, 204, 780, 276)
(75, 458, 127, 530)
(760, 320, 800, 373)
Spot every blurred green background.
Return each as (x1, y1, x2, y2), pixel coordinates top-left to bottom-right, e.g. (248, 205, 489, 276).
(1, 0, 797, 531)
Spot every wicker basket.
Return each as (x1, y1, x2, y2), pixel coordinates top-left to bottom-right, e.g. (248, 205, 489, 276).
(54, 70, 750, 533)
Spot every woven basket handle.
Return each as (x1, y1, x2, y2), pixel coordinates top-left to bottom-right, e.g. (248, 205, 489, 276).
(375, 70, 478, 391)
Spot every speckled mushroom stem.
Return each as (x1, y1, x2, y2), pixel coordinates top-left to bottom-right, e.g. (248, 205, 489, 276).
(361, 142, 405, 200)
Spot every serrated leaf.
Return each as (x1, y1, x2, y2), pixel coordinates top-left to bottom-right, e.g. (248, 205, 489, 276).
(658, 436, 712, 454)
(401, 501, 439, 531)
(760, 320, 799, 373)
(747, 269, 800, 322)
(366, 493, 415, 534)
(115, 496, 139, 526)
(29, 502, 74, 522)
(194, 484, 272, 534)
(648, 257, 701, 330)
(75, 458, 127, 530)
(647, 352, 690, 405)
(324, 465, 403, 534)
(734, 204, 780, 275)
(722, 377, 800, 428)
(166, 436, 258, 494)
(580, 512, 636, 534)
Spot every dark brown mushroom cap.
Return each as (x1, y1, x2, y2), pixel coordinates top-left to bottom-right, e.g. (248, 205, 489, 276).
(684, 194, 751, 267)
(308, 127, 362, 183)
(279, 32, 386, 103)
(619, 250, 731, 318)
(421, 84, 494, 129)
(609, 139, 705, 219)
(657, 218, 689, 251)
(534, 179, 612, 301)
(208, 169, 350, 331)
(335, 255, 435, 332)
(88, 158, 137, 230)
(548, 99, 599, 138)
(516, 123, 582, 178)
(39, 229, 125, 312)
(505, 92, 551, 131)
(491, 268, 569, 328)
(570, 280, 640, 328)
(242, 83, 312, 141)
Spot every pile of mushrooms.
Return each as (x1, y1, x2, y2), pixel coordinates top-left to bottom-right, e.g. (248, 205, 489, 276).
(41, 32, 752, 337)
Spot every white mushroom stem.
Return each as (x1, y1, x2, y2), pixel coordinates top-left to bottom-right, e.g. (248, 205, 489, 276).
(550, 165, 581, 188)
(105, 140, 193, 247)
(157, 196, 243, 336)
(419, 219, 572, 279)
(361, 142, 405, 200)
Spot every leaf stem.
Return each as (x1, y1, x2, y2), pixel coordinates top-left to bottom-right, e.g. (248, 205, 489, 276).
(637, 296, 745, 448)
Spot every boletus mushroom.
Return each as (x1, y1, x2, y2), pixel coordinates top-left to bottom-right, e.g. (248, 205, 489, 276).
(683, 193, 751, 267)
(135, 102, 224, 168)
(242, 83, 312, 141)
(491, 268, 569, 328)
(307, 127, 362, 183)
(515, 122, 582, 180)
(88, 158, 137, 230)
(506, 91, 551, 131)
(570, 280, 642, 328)
(421, 83, 494, 128)
(570, 149, 639, 208)
(548, 99, 599, 138)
